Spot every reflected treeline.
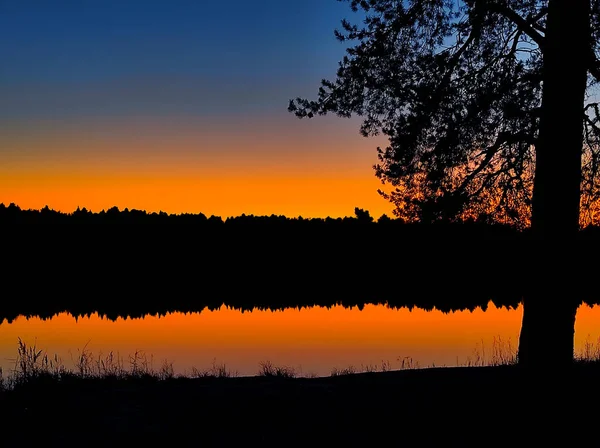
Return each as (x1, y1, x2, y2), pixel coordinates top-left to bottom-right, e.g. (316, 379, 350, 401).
(1, 203, 599, 323)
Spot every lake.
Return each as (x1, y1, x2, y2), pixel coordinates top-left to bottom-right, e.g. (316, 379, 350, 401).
(2, 302, 599, 377)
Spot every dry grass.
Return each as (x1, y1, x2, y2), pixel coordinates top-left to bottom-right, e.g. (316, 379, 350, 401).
(399, 357, 421, 370)
(462, 336, 518, 367)
(3, 338, 189, 388)
(331, 358, 419, 376)
(3, 335, 600, 391)
(190, 359, 238, 378)
(329, 338, 517, 375)
(330, 366, 357, 376)
(575, 335, 600, 362)
(10, 337, 70, 384)
(258, 360, 296, 378)
(361, 360, 393, 373)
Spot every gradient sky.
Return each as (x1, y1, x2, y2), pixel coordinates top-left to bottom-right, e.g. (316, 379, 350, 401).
(0, 0, 392, 218)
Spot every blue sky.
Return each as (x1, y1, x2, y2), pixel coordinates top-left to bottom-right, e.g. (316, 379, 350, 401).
(0, 0, 355, 120)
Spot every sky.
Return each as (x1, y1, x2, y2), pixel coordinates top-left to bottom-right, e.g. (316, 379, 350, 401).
(0, 0, 393, 218)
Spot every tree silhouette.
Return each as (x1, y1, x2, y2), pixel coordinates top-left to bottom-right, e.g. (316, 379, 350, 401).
(290, 0, 597, 367)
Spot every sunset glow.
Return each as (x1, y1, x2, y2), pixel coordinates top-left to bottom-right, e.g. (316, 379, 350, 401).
(6, 302, 598, 377)
(0, 117, 392, 218)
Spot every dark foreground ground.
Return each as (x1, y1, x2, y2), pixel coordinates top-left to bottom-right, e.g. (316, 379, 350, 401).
(1, 365, 599, 447)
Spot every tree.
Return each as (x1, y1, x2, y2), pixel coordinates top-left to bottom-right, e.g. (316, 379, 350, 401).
(354, 207, 374, 222)
(289, 0, 598, 367)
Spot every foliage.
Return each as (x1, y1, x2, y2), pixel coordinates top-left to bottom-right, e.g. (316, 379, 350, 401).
(290, 0, 600, 227)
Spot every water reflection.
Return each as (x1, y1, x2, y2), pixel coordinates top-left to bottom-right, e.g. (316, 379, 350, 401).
(1, 302, 599, 377)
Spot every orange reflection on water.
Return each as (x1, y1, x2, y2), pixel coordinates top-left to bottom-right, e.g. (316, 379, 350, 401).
(0, 302, 598, 376)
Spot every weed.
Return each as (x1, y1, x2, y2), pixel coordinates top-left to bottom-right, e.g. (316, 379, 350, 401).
(330, 366, 356, 376)
(576, 335, 600, 363)
(258, 360, 296, 378)
(191, 359, 237, 378)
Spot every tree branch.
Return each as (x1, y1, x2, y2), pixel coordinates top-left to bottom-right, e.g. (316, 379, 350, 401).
(527, 7, 548, 34)
(455, 130, 535, 198)
(490, 3, 545, 49)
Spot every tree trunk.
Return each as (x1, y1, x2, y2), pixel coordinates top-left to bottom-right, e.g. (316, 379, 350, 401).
(518, 245, 579, 367)
(519, 0, 590, 367)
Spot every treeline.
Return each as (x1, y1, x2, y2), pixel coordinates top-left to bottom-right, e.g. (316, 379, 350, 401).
(3, 202, 600, 237)
(1, 203, 599, 322)
(0, 201, 530, 246)
(0, 202, 518, 230)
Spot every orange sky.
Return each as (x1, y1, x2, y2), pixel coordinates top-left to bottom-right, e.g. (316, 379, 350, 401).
(0, 116, 394, 218)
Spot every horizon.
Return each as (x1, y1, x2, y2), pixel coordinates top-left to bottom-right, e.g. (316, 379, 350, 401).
(0, 201, 391, 220)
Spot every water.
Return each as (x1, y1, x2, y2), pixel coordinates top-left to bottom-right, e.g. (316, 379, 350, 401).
(1, 302, 599, 377)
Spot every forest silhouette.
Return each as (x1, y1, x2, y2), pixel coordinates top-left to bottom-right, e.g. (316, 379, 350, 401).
(1, 202, 598, 324)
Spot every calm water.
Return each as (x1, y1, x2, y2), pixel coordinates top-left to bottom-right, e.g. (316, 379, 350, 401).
(1, 302, 599, 377)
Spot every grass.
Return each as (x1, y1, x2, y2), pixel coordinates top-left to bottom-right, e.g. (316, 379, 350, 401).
(330, 366, 357, 376)
(3, 335, 600, 391)
(258, 360, 297, 378)
(462, 336, 518, 367)
(190, 359, 238, 378)
(575, 335, 600, 363)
